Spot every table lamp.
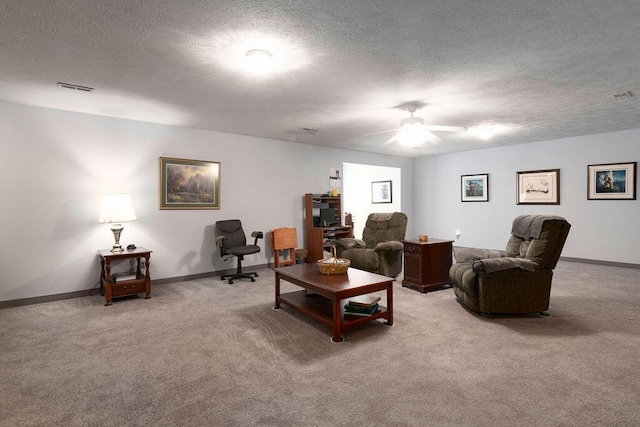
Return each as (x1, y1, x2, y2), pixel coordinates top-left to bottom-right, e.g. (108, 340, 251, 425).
(99, 194, 137, 252)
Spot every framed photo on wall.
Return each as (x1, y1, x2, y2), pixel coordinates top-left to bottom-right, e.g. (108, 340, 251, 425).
(160, 157, 221, 209)
(372, 180, 392, 203)
(461, 173, 489, 202)
(516, 168, 560, 205)
(587, 162, 636, 200)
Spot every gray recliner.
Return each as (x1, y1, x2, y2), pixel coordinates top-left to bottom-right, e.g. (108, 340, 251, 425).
(449, 215, 571, 316)
(336, 212, 408, 278)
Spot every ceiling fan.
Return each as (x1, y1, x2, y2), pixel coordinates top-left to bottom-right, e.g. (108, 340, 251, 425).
(371, 104, 467, 147)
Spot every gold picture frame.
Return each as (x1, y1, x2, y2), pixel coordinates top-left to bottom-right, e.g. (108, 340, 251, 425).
(159, 157, 220, 209)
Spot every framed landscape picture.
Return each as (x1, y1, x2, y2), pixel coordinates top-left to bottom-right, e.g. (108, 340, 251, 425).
(587, 162, 636, 200)
(372, 180, 392, 203)
(461, 173, 489, 202)
(516, 168, 560, 205)
(160, 157, 221, 209)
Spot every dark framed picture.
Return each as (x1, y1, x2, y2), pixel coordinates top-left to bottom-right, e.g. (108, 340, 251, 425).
(517, 169, 560, 205)
(587, 162, 636, 200)
(461, 174, 489, 202)
(159, 157, 221, 209)
(372, 180, 392, 203)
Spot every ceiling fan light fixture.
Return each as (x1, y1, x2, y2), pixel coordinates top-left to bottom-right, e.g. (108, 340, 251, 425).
(396, 124, 428, 147)
(400, 116, 425, 127)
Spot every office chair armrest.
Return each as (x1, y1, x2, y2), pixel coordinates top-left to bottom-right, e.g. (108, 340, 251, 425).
(215, 236, 227, 247)
(251, 231, 264, 245)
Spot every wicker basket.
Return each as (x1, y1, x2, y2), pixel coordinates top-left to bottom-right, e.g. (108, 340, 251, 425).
(317, 246, 350, 275)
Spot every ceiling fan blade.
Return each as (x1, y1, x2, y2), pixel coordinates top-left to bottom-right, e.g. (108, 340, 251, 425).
(424, 125, 467, 133)
(383, 135, 398, 146)
(362, 128, 400, 137)
(423, 130, 443, 144)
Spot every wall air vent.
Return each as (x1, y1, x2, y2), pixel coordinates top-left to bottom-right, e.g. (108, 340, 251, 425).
(612, 90, 633, 101)
(57, 82, 94, 92)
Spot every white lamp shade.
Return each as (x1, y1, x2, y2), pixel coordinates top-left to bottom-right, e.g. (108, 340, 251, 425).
(98, 194, 137, 223)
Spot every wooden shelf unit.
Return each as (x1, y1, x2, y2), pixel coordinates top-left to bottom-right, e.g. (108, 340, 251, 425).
(304, 193, 353, 263)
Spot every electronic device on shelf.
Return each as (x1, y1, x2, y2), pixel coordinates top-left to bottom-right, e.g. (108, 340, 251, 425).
(319, 207, 338, 227)
(127, 244, 137, 250)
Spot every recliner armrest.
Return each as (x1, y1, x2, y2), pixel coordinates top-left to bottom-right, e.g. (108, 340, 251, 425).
(251, 231, 264, 246)
(472, 257, 539, 273)
(336, 238, 366, 250)
(453, 247, 503, 263)
(374, 241, 403, 253)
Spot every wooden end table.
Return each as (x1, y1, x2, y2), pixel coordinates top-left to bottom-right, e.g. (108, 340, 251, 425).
(98, 247, 152, 306)
(274, 264, 393, 342)
(402, 239, 453, 292)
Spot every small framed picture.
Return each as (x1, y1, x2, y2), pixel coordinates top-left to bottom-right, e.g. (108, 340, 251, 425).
(160, 157, 221, 209)
(371, 180, 392, 204)
(587, 162, 636, 200)
(461, 174, 489, 202)
(517, 169, 560, 205)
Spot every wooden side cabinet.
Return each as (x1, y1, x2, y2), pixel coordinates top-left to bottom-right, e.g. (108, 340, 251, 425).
(98, 247, 152, 306)
(402, 239, 454, 293)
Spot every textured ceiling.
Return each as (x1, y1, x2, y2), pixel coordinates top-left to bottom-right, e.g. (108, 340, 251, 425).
(1, 1, 640, 157)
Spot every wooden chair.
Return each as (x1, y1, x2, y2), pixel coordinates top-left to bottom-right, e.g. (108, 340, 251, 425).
(270, 227, 297, 267)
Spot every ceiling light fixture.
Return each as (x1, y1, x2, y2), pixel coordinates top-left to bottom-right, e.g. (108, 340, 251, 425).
(396, 123, 429, 147)
(467, 124, 514, 140)
(244, 49, 274, 75)
(475, 127, 495, 140)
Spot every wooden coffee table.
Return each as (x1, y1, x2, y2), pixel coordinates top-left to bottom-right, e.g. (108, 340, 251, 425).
(273, 264, 393, 342)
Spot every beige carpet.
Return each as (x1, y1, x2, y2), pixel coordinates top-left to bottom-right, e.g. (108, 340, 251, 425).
(1, 261, 639, 426)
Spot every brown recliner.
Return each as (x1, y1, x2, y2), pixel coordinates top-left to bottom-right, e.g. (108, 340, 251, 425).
(449, 215, 571, 316)
(335, 212, 408, 278)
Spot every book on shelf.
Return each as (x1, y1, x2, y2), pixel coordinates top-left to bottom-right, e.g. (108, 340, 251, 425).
(344, 303, 379, 316)
(346, 295, 381, 308)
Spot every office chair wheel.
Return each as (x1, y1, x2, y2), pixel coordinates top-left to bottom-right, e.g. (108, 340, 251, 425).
(229, 280, 234, 284)
(251, 278, 255, 282)
(255, 273, 259, 277)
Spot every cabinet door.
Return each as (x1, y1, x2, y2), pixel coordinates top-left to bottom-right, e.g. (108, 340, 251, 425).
(404, 253, 422, 282)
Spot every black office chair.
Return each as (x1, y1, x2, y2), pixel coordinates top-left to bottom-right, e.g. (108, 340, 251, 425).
(215, 220, 264, 284)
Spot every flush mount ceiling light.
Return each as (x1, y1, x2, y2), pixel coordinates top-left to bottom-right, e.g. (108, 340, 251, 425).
(207, 30, 308, 77)
(467, 124, 515, 140)
(244, 49, 274, 75)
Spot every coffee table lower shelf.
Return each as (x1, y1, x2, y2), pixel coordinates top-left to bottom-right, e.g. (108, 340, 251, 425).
(277, 290, 389, 342)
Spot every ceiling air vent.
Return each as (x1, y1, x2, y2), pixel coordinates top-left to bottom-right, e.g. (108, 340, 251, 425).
(612, 90, 633, 101)
(284, 127, 320, 136)
(57, 82, 94, 92)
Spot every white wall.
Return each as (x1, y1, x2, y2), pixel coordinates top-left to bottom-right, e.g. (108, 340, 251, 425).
(0, 101, 414, 302)
(342, 163, 402, 239)
(413, 129, 640, 264)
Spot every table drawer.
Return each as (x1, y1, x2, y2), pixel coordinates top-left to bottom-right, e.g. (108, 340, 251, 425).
(112, 280, 146, 296)
(403, 243, 421, 254)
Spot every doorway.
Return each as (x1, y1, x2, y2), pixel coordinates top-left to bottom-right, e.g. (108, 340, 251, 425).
(342, 163, 402, 239)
